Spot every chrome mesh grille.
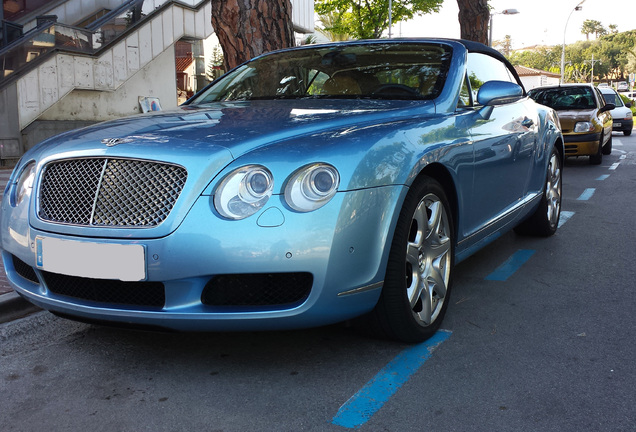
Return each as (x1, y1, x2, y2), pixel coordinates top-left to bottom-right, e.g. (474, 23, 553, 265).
(38, 158, 187, 227)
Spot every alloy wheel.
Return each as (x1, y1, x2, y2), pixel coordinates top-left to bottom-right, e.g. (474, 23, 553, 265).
(546, 152, 562, 227)
(404, 193, 452, 326)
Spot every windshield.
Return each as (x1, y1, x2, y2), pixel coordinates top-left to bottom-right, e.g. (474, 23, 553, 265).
(190, 43, 452, 103)
(600, 91, 624, 107)
(528, 86, 596, 110)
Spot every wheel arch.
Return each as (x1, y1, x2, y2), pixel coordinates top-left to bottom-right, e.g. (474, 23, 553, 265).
(413, 162, 459, 240)
(554, 136, 564, 164)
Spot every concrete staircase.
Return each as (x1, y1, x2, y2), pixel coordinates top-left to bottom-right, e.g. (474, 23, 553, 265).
(1, 0, 214, 163)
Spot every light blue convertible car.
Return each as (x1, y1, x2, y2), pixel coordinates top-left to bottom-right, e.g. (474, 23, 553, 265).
(1, 39, 563, 342)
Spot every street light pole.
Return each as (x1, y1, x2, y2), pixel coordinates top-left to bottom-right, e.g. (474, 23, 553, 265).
(561, 0, 586, 84)
(488, 9, 519, 47)
(388, 0, 393, 38)
(587, 54, 601, 84)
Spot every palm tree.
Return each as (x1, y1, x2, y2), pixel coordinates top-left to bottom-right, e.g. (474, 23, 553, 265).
(317, 12, 351, 42)
(581, 20, 605, 40)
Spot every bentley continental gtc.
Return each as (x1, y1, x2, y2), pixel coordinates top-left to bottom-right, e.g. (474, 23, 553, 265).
(1, 39, 563, 342)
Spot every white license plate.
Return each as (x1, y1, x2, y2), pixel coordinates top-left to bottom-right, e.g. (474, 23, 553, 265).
(35, 236, 146, 281)
(613, 122, 622, 127)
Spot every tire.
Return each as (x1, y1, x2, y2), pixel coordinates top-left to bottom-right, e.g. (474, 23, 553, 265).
(624, 129, 632, 136)
(371, 176, 454, 343)
(515, 146, 562, 237)
(590, 133, 603, 165)
(602, 133, 612, 155)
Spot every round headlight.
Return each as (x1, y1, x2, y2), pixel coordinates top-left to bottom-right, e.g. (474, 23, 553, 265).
(241, 169, 271, 202)
(285, 163, 340, 212)
(312, 169, 337, 196)
(214, 165, 273, 220)
(14, 161, 36, 206)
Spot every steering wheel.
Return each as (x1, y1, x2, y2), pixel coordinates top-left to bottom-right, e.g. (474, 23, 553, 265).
(372, 84, 421, 98)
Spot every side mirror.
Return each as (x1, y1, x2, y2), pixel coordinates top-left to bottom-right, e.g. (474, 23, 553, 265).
(599, 103, 615, 113)
(626, 103, 632, 108)
(476, 81, 524, 106)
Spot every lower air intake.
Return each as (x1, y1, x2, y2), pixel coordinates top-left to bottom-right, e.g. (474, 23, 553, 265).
(201, 273, 312, 307)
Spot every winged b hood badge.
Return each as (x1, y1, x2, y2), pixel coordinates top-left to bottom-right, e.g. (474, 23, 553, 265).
(101, 137, 134, 147)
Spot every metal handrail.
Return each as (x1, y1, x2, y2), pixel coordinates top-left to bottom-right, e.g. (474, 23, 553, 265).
(0, 21, 55, 57)
(85, 0, 145, 31)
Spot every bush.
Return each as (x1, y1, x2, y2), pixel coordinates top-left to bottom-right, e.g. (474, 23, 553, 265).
(620, 93, 636, 114)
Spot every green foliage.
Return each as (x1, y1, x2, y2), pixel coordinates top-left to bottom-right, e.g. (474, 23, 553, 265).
(315, 0, 443, 40)
(492, 35, 513, 57)
(206, 45, 225, 81)
(508, 46, 561, 74)
(620, 93, 636, 115)
(302, 34, 318, 45)
(508, 30, 636, 83)
(317, 12, 351, 41)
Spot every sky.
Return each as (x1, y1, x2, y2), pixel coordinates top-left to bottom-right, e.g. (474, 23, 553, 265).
(396, 0, 635, 49)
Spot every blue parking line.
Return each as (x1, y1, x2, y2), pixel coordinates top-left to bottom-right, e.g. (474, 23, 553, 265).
(332, 330, 451, 429)
(596, 175, 610, 181)
(558, 211, 574, 228)
(485, 249, 535, 281)
(577, 188, 595, 201)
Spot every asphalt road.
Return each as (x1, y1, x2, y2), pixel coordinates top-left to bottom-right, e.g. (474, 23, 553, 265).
(1, 131, 635, 431)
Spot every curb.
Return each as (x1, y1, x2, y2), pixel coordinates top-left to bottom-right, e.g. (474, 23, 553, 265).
(0, 291, 41, 324)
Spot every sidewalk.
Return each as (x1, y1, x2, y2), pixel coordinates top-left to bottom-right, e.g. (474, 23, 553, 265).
(0, 168, 41, 323)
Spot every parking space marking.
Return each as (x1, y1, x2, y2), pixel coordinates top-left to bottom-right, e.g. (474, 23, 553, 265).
(596, 175, 610, 181)
(558, 211, 575, 228)
(609, 162, 620, 171)
(485, 249, 535, 281)
(577, 188, 595, 200)
(620, 154, 627, 160)
(332, 330, 452, 429)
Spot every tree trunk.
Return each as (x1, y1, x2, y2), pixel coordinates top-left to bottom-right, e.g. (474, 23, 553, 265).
(456, 0, 489, 45)
(210, 0, 295, 71)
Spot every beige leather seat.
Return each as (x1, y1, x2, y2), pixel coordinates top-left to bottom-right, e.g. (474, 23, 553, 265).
(323, 75, 361, 95)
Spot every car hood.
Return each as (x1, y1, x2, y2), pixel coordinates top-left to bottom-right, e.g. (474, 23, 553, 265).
(25, 99, 435, 239)
(554, 108, 598, 133)
(610, 106, 632, 120)
(31, 99, 435, 160)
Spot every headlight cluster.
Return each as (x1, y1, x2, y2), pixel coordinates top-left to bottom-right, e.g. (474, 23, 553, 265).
(285, 164, 340, 212)
(214, 163, 340, 220)
(13, 161, 36, 206)
(574, 122, 595, 133)
(214, 165, 274, 220)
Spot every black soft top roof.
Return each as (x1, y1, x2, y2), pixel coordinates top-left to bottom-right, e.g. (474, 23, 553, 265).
(443, 38, 523, 88)
(459, 39, 508, 60)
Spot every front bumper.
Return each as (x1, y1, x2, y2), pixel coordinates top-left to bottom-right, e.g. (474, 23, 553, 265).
(612, 119, 633, 133)
(563, 132, 601, 156)
(1, 187, 405, 331)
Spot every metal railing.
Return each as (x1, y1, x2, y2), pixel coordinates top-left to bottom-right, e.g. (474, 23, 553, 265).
(0, 22, 91, 85)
